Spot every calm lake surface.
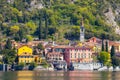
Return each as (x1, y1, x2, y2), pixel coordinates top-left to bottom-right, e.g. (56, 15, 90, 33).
(0, 71, 119, 80)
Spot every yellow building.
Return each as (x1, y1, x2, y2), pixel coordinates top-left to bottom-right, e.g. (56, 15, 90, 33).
(17, 46, 34, 64)
(34, 55, 42, 64)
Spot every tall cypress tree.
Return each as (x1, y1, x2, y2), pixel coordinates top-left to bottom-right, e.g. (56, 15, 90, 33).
(19, 29, 24, 42)
(110, 45, 118, 67)
(5, 38, 12, 49)
(110, 45, 115, 57)
(101, 40, 104, 51)
(44, 11, 48, 39)
(23, 12, 26, 23)
(38, 12, 42, 40)
(105, 41, 108, 52)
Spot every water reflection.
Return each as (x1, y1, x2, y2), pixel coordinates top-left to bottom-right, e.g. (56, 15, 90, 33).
(17, 71, 33, 80)
(33, 71, 100, 80)
(0, 71, 120, 80)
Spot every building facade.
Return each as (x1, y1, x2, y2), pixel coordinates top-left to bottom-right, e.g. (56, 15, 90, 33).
(17, 46, 34, 64)
(46, 45, 69, 61)
(47, 52, 63, 61)
(64, 47, 93, 66)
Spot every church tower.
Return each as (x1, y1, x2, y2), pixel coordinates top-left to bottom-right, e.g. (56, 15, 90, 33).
(80, 19, 85, 42)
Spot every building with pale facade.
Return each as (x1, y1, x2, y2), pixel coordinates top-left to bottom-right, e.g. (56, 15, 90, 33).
(64, 47, 93, 66)
(47, 52, 63, 61)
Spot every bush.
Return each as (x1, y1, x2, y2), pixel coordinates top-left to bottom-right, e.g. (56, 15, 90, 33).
(15, 63, 25, 70)
(29, 62, 37, 70)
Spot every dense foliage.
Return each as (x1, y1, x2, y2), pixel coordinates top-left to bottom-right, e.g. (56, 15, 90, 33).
(110, 45, 120, 67)
(98, 51, 111, 66)
(0, 0, 120, 42)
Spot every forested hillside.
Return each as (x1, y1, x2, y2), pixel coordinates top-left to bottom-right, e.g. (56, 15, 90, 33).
(0, 0, 120, 43)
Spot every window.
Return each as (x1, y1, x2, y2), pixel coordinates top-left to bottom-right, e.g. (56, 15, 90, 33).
(81, 54, 83, 58)
(20, 56, 23, 58)
(82, 53, 84, 58)
(84, 54, 86, 58)
(89, 55, 91, 58)
(26, 60, 27, 63)
(70, 53, 72, 58)
(89, 53, 91, 58)
(78, 53, 80, 58)
(75, 53, 76, 58)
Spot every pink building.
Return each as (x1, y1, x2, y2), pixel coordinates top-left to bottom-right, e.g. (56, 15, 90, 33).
(64, 47, 93, 66)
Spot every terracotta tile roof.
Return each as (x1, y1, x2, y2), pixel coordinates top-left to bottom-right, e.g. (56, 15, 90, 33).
(18, 55, 33, 56)
(17, 44, 32, 49)
(47, 52, 63, 57)
(87, 37, 102, 44)
(109, 41, 120, 46)
(27, 41, 43, 46)
(66, 46, 91, 50)
(52, 45, 72, 48)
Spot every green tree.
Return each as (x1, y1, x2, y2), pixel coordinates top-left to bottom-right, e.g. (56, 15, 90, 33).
(14, 34, 20, 41)
(25, 35, 33, 42)
(29, 62, 37, 70)
(99, 51, 111, 66)
(65, 26, 80, 40)
(18, 28, 24, 41)
(105, 41, 108, 52)
(38, 12, 42, 40)
(111, 56, 120, 68)
(44, 11, 48, 39)
(10, 25, 20, 35)
(25, 21, 37, 34)
(110, 45, 119, 67)
(5, 39, 12, 49)
(37, 43, 44, 50)
(29, 62, 37, 67)
(101, 40, 104, 51)
(2, 49, 16, 64)
(18, 62, 25, 67)
(110, 45, 115, 57)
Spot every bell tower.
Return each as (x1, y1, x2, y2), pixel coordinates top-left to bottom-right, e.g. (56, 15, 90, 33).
(80, 19, 85, 42)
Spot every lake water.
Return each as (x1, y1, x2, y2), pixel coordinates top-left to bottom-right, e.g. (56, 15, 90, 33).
(0, 71, 119, 80)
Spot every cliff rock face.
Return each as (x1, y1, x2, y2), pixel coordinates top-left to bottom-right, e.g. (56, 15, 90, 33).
(103, 0, 120, 35)
(30, 0, 44, 9)
(104, 8, 120, 35)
